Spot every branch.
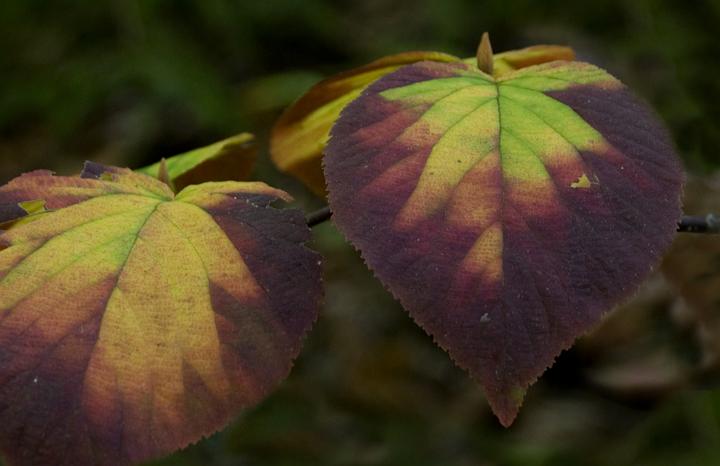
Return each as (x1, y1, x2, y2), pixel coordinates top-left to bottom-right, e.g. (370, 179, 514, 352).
(305, 206, 332, 227)
(677, 214, 720, 233)
(306, 206, 720, 234)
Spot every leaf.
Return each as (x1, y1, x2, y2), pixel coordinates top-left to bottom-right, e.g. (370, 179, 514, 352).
(324, 59, 684, 426)
(271, 51, 460, 196)
(137, 133, 257, 191)
(0, 163, 322, 466)
(481, 44, 576, 77)
(271, 45, 576, 196)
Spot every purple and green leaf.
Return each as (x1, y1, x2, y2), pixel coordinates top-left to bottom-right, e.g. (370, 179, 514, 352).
(324, 56, 684, 425)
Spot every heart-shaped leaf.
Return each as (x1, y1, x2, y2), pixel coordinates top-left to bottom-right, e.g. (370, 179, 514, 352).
(324, 58, 684, 425)
(271, 45, 575, 196)
(0, 164, 322, 465)
(137, 133, 257, 191)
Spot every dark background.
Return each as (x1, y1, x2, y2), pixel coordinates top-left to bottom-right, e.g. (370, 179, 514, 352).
(1, 1, 720, 465)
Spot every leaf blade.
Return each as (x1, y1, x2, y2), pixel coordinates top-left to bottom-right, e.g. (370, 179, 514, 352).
(324, 59, 683, 426)
(0, 165, 322, 465)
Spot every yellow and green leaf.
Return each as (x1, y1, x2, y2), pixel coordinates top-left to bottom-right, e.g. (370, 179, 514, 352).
(324, 56, 684, 426)
(0, 163, 322, 466)
(137, 133, 257, 191)
(271, 45, 575, 196)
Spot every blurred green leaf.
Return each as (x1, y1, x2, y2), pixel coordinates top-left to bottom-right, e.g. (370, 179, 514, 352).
(137, 133, 257, 190)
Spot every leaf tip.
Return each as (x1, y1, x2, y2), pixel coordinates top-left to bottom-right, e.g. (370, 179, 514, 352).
(487, 386, 526, 427)
(476, 32, 494, 75)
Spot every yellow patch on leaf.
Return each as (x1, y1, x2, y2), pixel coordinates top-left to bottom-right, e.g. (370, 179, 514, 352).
(460, 222, 504, 285)
(571, 174, 593, 189)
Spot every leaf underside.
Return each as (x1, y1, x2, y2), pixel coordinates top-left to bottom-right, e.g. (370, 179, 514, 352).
(137, 133, 257, 191)
(324, 60, 684, 426)
(0, 164, 322, 466)
(271, 45, 574, 197)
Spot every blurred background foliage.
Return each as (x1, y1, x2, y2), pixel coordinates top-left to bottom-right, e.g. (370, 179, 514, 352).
(1, 1, 719, 465)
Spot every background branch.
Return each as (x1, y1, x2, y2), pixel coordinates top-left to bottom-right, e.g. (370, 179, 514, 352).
(307, 207, 720, 234)
(306, 206, 332, 227)
(677, 214, 720, 233)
